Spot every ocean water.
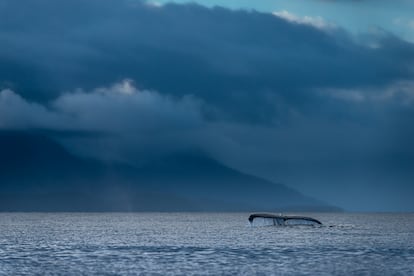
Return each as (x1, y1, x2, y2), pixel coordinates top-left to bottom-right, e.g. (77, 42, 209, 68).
(0, 213, 413, 275)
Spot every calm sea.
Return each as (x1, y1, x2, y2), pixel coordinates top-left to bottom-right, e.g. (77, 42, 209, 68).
(0, 213, 413, 275)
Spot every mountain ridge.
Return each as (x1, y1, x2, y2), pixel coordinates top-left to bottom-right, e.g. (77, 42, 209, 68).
(0, 130, 341, 212)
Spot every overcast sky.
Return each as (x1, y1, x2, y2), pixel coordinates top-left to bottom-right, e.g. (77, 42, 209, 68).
(154, 0, 414, 42)
(0, 0, 413, 211)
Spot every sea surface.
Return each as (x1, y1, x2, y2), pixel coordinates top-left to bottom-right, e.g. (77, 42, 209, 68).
(0, 213, 413, 275)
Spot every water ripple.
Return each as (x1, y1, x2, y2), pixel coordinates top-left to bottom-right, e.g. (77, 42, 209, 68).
(0, 213, 413, 275)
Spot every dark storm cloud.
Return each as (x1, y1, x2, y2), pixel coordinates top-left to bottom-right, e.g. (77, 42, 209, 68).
(0, 0, 414, 210)
(1, 0, 414, 123)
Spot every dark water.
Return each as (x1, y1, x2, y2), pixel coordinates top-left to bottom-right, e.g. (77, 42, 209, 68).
(0, 213, 413, 275)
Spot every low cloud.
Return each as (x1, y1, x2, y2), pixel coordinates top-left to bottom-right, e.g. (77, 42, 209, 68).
(272, 10, 334, 30)
(0, 80, 205, 162)
(322, 81, 414, 105)
(1, 78, 413, 211)
(0, 80, 202, 130)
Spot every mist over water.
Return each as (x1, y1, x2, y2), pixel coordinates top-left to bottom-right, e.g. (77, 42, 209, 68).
(0, 213, 413, 275)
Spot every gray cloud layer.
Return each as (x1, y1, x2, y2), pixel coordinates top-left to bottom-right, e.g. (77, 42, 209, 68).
(1, 0, 414, 122)
(0, 0, 413, 210)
